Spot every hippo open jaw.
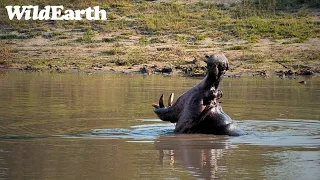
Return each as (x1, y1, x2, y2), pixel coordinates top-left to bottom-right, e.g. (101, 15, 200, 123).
(152, 53, 244, 136)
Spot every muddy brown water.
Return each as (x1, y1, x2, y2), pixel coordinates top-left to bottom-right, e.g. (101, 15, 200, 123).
(0, 71, 319, 180)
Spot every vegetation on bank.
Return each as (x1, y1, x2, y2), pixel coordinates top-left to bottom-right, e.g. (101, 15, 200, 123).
(1, 0, 319, 41)
(0, 0, 319, 76)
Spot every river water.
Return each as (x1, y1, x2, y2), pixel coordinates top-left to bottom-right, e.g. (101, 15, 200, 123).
(0, 71, 319, 180)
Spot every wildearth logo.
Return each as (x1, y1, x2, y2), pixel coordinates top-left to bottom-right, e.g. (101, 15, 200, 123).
(5, 6, 107, 20)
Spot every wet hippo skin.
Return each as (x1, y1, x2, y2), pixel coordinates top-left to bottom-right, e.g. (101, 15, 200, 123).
(152, 53, 244, 136)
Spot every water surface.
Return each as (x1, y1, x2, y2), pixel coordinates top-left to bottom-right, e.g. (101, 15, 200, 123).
(0, 71, 319, 179)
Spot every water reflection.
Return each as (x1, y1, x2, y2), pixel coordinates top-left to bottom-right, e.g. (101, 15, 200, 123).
(0, 138, 144, 180)
(155, 135, 232, 179)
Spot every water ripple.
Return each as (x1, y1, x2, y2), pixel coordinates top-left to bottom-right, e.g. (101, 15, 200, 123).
(77, 123, 175, 140)
(232, 119, 320, 148)
(59, 119, 320, 148)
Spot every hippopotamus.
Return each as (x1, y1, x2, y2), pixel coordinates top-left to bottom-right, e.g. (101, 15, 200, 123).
(152, 53, 244, 136)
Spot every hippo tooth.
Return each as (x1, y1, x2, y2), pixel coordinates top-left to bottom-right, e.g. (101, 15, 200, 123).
(168, 93, 174, 106)
(159, 94, 164, 108)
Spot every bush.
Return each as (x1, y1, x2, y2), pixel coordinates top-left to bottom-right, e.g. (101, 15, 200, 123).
(139, 36, 148, 45)
(78, 29, 95, 43)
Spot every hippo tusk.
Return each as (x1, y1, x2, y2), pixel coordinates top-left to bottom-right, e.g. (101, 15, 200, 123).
(168, 93, 174, 106)
(159, 94, 164, 108)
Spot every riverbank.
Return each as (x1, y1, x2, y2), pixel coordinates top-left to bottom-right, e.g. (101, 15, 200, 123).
(0, 0, 319, 77)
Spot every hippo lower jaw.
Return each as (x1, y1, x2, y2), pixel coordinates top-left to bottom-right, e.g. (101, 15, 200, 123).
(152, 53, 244, 136)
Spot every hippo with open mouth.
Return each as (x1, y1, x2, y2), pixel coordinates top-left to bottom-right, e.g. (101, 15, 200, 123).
(152, 53, 244, 136)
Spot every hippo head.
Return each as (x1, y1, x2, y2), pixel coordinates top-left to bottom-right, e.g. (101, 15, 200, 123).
(205, 54, 229, 89)
(152, 53, 244, 136)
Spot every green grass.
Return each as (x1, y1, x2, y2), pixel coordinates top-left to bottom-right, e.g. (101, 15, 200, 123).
(149, 37, 167, 44)
(104, 47, 148, 66)
(172, 34, 186, 43)
(139, 36, 148, 46)
(226, 45, 250, 51)
(274, 56, 292, 63)
(0, 34, 28, 39)
(195, 34, 207, 41)
(102, 34, 131, 43)
(103, 37, 120, 42)
(0, 31, 41, 39)
(102, 47, 124, 56)
(0, 0, 317, 43)
(77, 29, 95, 43)
(282, 38, 307, 44)
(239, 54, 267, 63)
